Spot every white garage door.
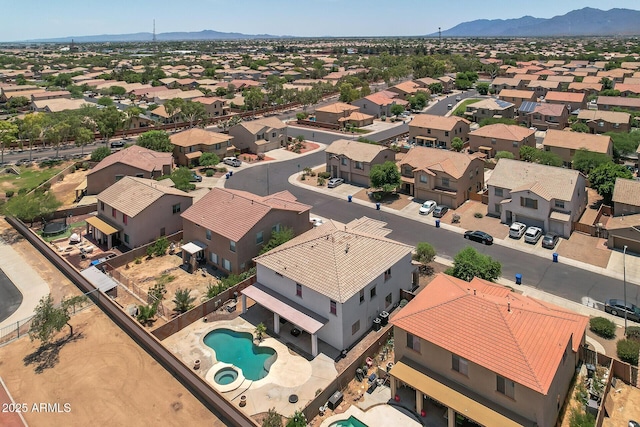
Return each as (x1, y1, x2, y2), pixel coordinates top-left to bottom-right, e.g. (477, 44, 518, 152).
(549, 220, 565, 236)
(516, 216, 545, 232)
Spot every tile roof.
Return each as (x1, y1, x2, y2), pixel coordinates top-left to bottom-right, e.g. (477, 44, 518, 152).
(88, 145, 173, 175)
(543, 129, 611, 154)
(577, 110, 630, 124)
(314, 102, 359, 114)
(568, 82, 603, 92)
(498, 89, 536, 99)
(399, 146, 480, 180)
(254, 218, 412, 303)
(531, 103, 566, 116)
(181, 188, 310, 242)
(544, 91, 586, 103)
(33, 98, 87, 112)
(469, 124, 534, 141)
(487, 158, 583, 201)
(391, 273, 588, 395)
(362, 92, 397, 106)
(234, 116, 287, 134)
(465, 98, 514, 111)
(326, 139, 393, 163)
(612, 178, 640, 207)
(169, 128, 232, 147)
(409, 114, 470, 131)
(597, 96, 640, 108)
(97, 176, 191, 217)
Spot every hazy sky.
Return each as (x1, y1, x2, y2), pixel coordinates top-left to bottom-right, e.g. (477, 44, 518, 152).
(2, 0, 640, 41)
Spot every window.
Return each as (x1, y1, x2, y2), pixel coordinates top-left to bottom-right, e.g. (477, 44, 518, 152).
(222, 258, 231, 271)
(512, 141, 519, 147)
(384, 268, 391, 281)
(112, 208, 116, 218)
(406, 332, 420, 352)
(341, 157, 347, 166)
(355, 161, 364, 170)
(272, 132, 277, 138)
(555, 200, 565, 209)
(442, 178, 450, 187)
(494, 203, 502, 214)
(544, 146, 551, 152)
(444, 131, 449, 137)
(370, 286, 377, 299)
(122, 214, 128, 225)
(427, 129, 431, 134)
(296, 283, 302, 297)
(206, 229, 212, 240)
(172, 203, 181, 214)
(403, 166, 413, 176)
(520, 197, 538, 209)
(494, 188, 503, 197)
(419, 175, 428, 183)
(229, 240, 236, 252)
(491, 138, 496, 145)
(385, 293, 392, 307)
(214, 143, 221, 150)
(135, 173, 144, 178)
(209, 252, 218, 264)
(330, 300, 337, 315)
(256, 231, 263, 245)
(452, 354, 469, 376)
(100, 201, 105, 211)
(352, 320, 360, 335)
(124, 234, 130, 244)
(359, 289, 365, 304)
(272, 223, 281, 232)
(115, 174, 124, 181)
(497, 375, 515, 399)
(240, 262, 246, 271)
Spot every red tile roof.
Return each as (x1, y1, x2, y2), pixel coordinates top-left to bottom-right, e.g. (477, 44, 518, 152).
(88, 145, 173, 175)
(391, 273, 588, 395)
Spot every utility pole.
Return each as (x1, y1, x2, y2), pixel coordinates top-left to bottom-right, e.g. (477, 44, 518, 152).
(438, 27, 441, 45)
(624, 245, 628, 334)
(152, 19, 156, 42)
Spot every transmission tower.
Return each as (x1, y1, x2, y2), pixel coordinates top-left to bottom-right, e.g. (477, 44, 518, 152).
(152, 19, 156, 42)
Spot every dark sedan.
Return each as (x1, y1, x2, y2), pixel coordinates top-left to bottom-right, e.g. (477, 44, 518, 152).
(604, 299, 640, 322)
(464, 230, 494, 245)
(541, 232, 559, 249)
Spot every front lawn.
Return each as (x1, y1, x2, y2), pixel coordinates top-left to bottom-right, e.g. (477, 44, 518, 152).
(453, 98, 480, 116)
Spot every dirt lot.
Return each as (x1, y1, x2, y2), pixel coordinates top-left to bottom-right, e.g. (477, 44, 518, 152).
(49, 168, 90, 207)
(602, 380, 640, 426)
(557, 232, 611, 268)
(0, 307, 224, 427)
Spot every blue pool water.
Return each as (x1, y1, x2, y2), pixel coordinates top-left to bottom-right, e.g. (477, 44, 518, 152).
(329, 416, 368, 427)
(203, 329, 276, 381)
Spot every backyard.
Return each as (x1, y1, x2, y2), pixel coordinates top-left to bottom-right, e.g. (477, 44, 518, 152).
(0, 163, 66, 196)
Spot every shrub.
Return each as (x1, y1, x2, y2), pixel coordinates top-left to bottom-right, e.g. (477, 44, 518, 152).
(589, 317, 616, 339)
(81, 162, 89, 170)
(474, 212, 483, 218)
(18, 188, 27, 195)
(5, 190, 14, 198)
(626, 326, 640, 341)
(69, 165, 76, 173)
(206, 169, 214, 177)
(318, 171, 331, 179)
(617, 339, 640, 365)
(43, 182, 51, 190)
(134, 257, 142, 264)
(317, 177, 325, 186)
(300, 174, 306, 180)
(568, 406, 595, 427)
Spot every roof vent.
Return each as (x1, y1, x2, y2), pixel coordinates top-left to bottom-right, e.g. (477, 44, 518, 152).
(345, 244, 350, 253)
(508, 302, 511, 312)
(473, 289, 476, 296)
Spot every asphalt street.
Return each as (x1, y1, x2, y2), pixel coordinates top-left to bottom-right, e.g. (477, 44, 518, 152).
(0, 268, 23, 323)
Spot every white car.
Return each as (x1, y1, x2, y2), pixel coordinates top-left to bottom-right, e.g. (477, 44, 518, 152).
(509, 222, 527, 239)
(524, 226, 543, 244)
(223, 157, 242, 167)
(327, 177, 344, 188)
(310, 218, 324, 227)
(419, 200, 437, 215)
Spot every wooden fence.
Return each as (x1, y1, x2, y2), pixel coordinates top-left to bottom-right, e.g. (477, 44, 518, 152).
(469, 190, 489, 204)
(296, 119, 341, 131)
(101, 231, 183, 269)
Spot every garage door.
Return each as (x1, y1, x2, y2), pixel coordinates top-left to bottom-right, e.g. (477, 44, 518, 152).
(612, 236, 640, 255)
(515, 216, 545, 231)
(549, 220, 565, 236)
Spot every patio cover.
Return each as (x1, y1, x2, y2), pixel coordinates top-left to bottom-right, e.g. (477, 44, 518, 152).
(185, 150, 203, 159)
(80, 266, 117, 293)
(242, 283, 327, 334)
(181, 240, 207, 255)
(86, 216, 119, 235)
(416, 136, 437, 142)
(550, 211, 571, 222)
(390, 361, 523, 427)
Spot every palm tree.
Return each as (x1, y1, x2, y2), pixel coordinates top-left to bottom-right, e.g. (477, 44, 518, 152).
(255, 322, 267, 342)
(136, 302, 158, 326)
(172, 288, 196, 314)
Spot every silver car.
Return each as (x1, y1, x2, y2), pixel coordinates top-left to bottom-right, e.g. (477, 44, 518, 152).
(524, 226, 543, 244)
(327, 177, 344, 188)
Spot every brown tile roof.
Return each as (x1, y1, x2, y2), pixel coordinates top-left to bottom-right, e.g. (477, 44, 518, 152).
(400, 146, 480, 180)
(597, 96, 640, 109)
(614, 83, 640, 94)
(487, 158, 583, 201)
(235, 116, 286, 134)
(391, 273, 588, 394)
(181, 188, 310, 242)
(169, 128, 232, 147)
(88, 145, 173, 175)
(576, 110, 630, 124)
(409, 114, 470, 131)
(362, 92, 397, 106)
(568, 82, 603, 92)
(544, 91, 586, 104)
(612, 178, 640, 207)
(605, 213, 640, 230)
(543, 129, 611, 154)
(498, 89, 536, 99)
(253, 218, 412, 303)
(97, 177, 191, 217)
(469, 124, 534, 141)
(314, 102, 359, 114)
(531, 103, 566, 116)
(326, 139, 393, 163)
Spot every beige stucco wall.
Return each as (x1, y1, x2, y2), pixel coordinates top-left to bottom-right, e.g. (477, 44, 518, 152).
(468, 134, 535, 159)
(87, 164, 167, 195)
(409, 122, 470, 149)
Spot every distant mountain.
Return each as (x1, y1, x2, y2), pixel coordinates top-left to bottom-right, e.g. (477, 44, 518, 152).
(23, 29, 288, 43)
(431, 8, 640, 37)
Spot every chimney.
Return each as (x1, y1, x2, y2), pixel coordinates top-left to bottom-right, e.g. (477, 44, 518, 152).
(507, 302, 511, 312)
(473, 289, 476, 296)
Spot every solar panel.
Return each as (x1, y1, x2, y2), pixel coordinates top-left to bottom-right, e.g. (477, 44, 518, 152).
(519, 101, 538, 113)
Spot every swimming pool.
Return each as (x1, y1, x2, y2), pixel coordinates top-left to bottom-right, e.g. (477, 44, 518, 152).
(203, 329, 276, 381)
(329, 415, 368, 427)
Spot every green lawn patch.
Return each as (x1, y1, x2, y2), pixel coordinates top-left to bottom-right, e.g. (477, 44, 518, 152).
(0, 166, 64, 193)
(453, 98, 481, 116)
(38, 220, 86, 242)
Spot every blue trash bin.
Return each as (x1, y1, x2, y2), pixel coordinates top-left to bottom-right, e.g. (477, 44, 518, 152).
(435, 219, 440, 228)
(348, 195, 352, 202)
(553, 252, 558, 263)
(225, 173, 230, 179)
(515, 273, 522, 285)
(229, 170, 233, 177)
(376, 203, 380, 210)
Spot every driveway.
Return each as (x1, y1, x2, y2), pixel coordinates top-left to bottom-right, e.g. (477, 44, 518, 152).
(0, 268, 22, 323)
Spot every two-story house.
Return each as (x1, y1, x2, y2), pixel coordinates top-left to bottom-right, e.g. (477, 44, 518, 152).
(463, 98, 515, 123)
(86, 145, 173, 195)
(408, 114, 470, 149)
(487, 158, 587, 237)
(351, 92, 405, 119)
(518, 102, 569, 131)
(607, 178, 640, 253)
(526, 80, 561, 98)
(390, 273, 588, 427)
(314, 102, 360, 125)
(192, 96, 228, 118)
(88, 177, 192, 250)
(242, 217, 414, 357)
(498, 89, 536, 108)
(228, 116, 287, 154)
(576, 110, 631, 134)
(468, 124, 535, 159)
(398, 146, 485, 209)
(325, 139, 395, 186)
(542, 130, 613, 168)
(180, 188, 311, 275)
(169, 128, 235, 166)
(543, 91, 587, 111)
(597, 96, 640, 112)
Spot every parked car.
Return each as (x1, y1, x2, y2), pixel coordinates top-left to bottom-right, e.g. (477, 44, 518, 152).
(419, 200, 437, 215)
(455, 95, 461, 102)
(190, 172, 202, 182)
(464, 230, 494, 245)
(223, 157, 242, 167)
(110, 140, 125, 148)
(509, 222, 527, 239)
(327, 177, 344, 188)
(447, 103, 452, 110)
(604, 299, 640, 322)
(541, 232, 560, 249)
(432, 205, 449, 218)
(524, 226, 543, 244)
(310, 218, 324, 227)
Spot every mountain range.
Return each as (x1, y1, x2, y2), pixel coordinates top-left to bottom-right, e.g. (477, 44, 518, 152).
(430, 8, 640, 37)
(23, 29, 287, 43)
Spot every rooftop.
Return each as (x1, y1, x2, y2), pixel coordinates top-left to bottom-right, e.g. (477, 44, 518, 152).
(88, 145, 173, 175)
(469, 124, 534, 141)
(409, 114, 470, 131)
(399, 146, 481, 179)
(612, 178, 640, 207)
(326, 139, 393, 163)
(543, 129, 611, 154)
(169, 128, 232, 147)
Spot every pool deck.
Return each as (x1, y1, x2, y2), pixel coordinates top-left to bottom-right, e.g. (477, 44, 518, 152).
(320, 404, 422, 427)
(162, 316, 338, 418)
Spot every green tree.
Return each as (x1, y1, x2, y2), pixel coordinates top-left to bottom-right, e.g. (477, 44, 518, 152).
(476, 82, 490, 95)
(136, 302, 158, 326)
(123, 106, 143, 137)
(265, 75, 284, 104)
(494, 151, 515, 160)
(146, 236, 171, 257)
(28, 294, 72, 346)
(4, 192, 61, 226)
(21, 113, 45, 162)
(390, 104, 405, 117)
(243, 87, 265, 111)
(570, 122, 590, 133)
(91, 146, 112, 162)
(199, 152, 220, 167)
(413, 242, 436, 265)
(0, 120, 18, 165)
(338, 82, 360, 103)
(97, 96, 114, 107)
(255, 322, 267, 341)
(286, 410, 307, 427)
(172, 288, 196, 314)
(137, 130, 173, 152)
(536, 150, 563, 167)
(7, 96, 29, 109)
(164, 98, 185, 130)
(75, 126, 95, 155)
(261, 408, 283, 427)
(259, 227, 295, 255)
(447, 246, 502, 282)
(572, 149, 612, 174)
(605, 131, 640, 158)
(428, 82, 443, 94)
(589, 162, 633, 203)
(169, 167, 196, 192)
(180, 100, 207, 128)
(451, 137, 464, 152)
(96, 106, 124, 143)
(519, 146, 538, 162)
(370, 161, 401, 193)
(407, 92, 428, 111)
